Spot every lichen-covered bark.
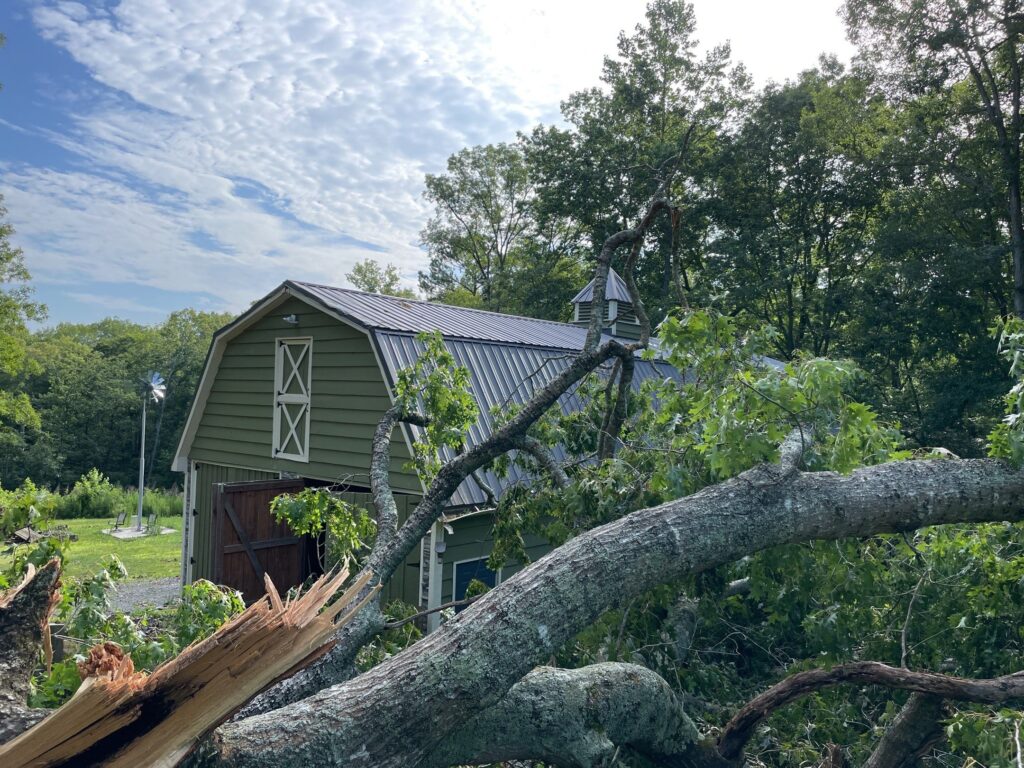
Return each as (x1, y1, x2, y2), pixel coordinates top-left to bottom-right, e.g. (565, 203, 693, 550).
(207, 457, 1024, 767)
(0, 560, 61, 745)
(423, 663, 699, 768)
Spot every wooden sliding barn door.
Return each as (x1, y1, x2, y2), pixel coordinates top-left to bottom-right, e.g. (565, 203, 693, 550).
(212, 478, 308, 603)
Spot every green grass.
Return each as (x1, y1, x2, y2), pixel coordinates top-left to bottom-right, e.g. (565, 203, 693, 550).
(2, 516, 182, 581)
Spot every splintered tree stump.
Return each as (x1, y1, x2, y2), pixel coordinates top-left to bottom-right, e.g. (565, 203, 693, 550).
(0, 559, 62, 745)
(0, 567, 377, 768)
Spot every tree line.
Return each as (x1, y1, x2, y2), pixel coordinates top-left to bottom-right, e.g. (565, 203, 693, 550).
(3, 0, 1022, 486)
(417, 0, 1024, 458)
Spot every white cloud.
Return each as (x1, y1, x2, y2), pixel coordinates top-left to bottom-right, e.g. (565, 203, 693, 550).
(4, 0, 851, 317)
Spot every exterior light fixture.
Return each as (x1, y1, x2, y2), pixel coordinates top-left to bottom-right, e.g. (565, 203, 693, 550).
(282, 314, 299, 325)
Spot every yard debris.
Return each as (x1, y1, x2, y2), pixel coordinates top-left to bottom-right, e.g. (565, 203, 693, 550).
(0, 565, 378, 767)
(12, 527, 43, 543)
(0, 560, 63, 745)
(6, 525, 77, 546)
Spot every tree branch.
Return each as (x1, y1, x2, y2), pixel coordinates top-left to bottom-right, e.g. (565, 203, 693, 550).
(383, 595, 482, 630)
(511, 434, 570, 489)
(719, 661, 1024, 761)
(422, 664, 701, 768)
(585, 189, 671, 352)
(862, 694, 945, 768)
(597, 352, 635, 460)
(778, 425, 814, 471)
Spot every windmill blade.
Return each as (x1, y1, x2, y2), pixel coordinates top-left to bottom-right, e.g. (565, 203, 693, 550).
(147, 372, 167, 402)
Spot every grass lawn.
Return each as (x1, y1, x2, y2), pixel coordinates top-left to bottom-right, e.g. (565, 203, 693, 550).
(2, 516, 182, 581)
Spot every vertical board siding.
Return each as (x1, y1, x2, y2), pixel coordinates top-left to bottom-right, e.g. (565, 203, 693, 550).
(191, 470, 423, 607)
(189, 297, 420, 493)
(192, 463, 279, 581)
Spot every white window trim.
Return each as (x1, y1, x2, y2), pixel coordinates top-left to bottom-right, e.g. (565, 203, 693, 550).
(451, 556, 502, 602)
(272, 337, 313, 462)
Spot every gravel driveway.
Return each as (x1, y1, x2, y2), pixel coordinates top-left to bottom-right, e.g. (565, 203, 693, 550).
(110, 577, 180, 613)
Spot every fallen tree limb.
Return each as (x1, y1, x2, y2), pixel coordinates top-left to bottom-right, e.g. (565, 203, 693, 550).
(0, 560, 62, 745)
(422, 663, 700, 768)
(0, 567, 377, 768)
(206, 457, 1024, 767)
(718, 661, 1024, 761)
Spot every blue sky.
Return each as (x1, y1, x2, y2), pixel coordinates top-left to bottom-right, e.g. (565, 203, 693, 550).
(0, 0, 852, 327)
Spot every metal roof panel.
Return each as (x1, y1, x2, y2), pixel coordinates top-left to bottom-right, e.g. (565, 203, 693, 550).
(292, 281, 596, 348)
(374, 331, 682, 507)
(570, 268, 633, 304)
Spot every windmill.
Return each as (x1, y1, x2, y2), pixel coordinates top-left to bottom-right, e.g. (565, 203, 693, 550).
(135, 372, 167, 530)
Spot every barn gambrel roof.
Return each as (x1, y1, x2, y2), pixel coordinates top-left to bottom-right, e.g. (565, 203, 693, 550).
(173, 280, 681, 508)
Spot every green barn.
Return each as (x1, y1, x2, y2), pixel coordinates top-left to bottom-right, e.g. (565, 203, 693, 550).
(172, 269, 674, 626)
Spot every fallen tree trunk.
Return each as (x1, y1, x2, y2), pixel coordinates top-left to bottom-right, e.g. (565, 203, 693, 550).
(204, 457, 1024, 767)
(0, 567, 376, 768)
(0, 560, 61, 745)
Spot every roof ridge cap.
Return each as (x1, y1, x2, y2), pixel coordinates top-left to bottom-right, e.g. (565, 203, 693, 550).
(289, 280, 582, 330)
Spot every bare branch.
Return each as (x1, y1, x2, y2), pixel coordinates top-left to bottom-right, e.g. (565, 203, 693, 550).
(383, 595, 483, 631)
(511, 434, 570, 489)
(471, 469, 497, 505)
(901, 572, 927, 669)
(369, 405, 430, 552)
(597, 353, 635, 460)
(585, 187, 672, 352)
(369, 404, 407, 550)
(719, 661, 1024, 761)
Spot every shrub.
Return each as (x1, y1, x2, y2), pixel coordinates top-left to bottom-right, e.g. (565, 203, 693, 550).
(137, 489, 180, 521)
(26, 557, 243, 708)
(173, 580, 244, 646)
(49, 469, 180, 522)
(0, 479, 57, 537)
(52, 469, 124, 520)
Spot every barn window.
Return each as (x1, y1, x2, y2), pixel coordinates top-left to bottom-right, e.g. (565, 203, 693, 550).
(452, 557, 500, 606)
(273, 337, 312, 462)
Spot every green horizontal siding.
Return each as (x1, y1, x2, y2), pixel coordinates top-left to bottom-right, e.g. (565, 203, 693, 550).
(189, 296, 421, 492)
(440, 513, 550, 601)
